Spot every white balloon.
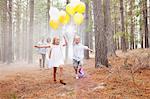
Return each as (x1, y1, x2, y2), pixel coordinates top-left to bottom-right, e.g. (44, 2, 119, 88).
(70, 0, 80, 4)
(59, 10, 66, 17)
(49, 7, 59, 15)
(70, 0, 80, 7)
(50, 15, 59, 20)
(49, 7, 59, 20)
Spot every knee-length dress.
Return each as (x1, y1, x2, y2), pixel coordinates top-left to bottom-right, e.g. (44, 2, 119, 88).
(50, 45, 64, 67)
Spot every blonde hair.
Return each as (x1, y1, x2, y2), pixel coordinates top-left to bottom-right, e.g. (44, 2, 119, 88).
(73, 35, 80, 44)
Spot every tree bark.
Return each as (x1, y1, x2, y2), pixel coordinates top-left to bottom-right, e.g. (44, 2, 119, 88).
(47, 0, 50, 33)
(89, 1, 94, 50)
(140, 15, 144, 48)
(28, 0, 34, 63)
(0, 2, 2, 61)
(104, 0, 116, 57)
(22, 0, 28, 61)
(124, 0, 129, 49)
(113, 2, 119, 50)
(25, 0, 29, 61)
(8, 0, 13, 63)
(93, 0, 108, 67)
(120, 0, 127, 52)
(140, 1, 144, 48)
(142, 0, 149, 48)
(1, 0, 8, 63)
(149, 0, 150, 47)
(15, 0, 21, 61)
(84, 1, 90, 59)
(129, 0, 135, 49)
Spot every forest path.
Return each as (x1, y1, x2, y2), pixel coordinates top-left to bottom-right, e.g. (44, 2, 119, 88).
(0, 49, 150, 99)
(0, 59, 105, 99)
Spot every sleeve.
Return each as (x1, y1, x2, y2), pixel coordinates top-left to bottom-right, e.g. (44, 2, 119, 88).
(37, 42, 41, 46)
(81, 44, 88, 50)
(45, 42, 50, 46)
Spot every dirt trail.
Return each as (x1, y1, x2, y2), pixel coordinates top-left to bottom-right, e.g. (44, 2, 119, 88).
(0, 49, 150, 99)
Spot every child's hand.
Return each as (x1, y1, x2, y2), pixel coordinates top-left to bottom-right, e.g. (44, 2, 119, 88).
(88, 48, 94, 53)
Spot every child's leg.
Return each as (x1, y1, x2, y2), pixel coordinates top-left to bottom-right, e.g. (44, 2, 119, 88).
(78, 61, 84, 78)
(42, 54, 46, 68)
(53, 67, 57, 82)
(43, 54, 46, 67)
(74, 67, 78, 75)
(78, 60, 83, 71)
(39, 58, 42, 68)
(59, 66, 66, 85)
(73, 59, 78, 75)
(39, 54, 42, 68)
(74, 66, 79, 79)
(78, 65, 82, 73)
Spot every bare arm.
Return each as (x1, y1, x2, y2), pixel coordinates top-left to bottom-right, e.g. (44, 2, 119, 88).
(87, 48, 94, 52)
(83, 46, 94, 52)
(34, 45, 50, 48)
(62, 36, 68, 46)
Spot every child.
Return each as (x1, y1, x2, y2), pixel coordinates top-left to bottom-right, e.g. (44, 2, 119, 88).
(73, 35, 93, 79)
(35, 39, 48, 68)
(49, 36, 67, 85)
(35, 38, 51, 69)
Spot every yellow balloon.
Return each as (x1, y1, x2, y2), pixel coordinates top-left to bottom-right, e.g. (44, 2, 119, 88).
(59, 11, 66, 23)
(75, 2, 86, 13)
(49, 20, 59, 30)
(66, 4, 75, 15)
(63, 14, 70, 24)
(73, 13, 84, 25)
(59, 11, 70, 25)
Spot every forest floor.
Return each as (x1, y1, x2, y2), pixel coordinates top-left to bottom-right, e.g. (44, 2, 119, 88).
(0, 49, 150, 99)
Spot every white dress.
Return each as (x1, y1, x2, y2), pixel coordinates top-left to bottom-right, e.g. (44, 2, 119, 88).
(50, 45, 64, 67)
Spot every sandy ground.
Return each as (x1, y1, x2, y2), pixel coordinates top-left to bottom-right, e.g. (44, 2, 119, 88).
(0, 49, 150, 99)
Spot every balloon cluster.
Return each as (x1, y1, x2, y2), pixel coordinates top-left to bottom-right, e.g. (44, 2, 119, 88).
(49, 7, 70, 30)
(49, 0, 86, 30)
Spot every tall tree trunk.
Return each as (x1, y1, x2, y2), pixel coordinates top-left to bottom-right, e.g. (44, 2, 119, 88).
(142, 0, 149, 48)
(25, 0, 29, 61)
(15, 0, 21, 61)
(140, 1, 144, 48)
(0, 2, 2, 61)
(28, 0, 34, 63)
(140, 15, 144, 48)
(84, 1, 90, 59)
(120, 0, 127, 52)
(93, 0, 108, 67)
(130, 0, 135, 49)
(8, 0, 13, 63)
(149, 0, 150, 47)
(89, 1, 94, 50)
(22, 0, 28, 61)
(1, 0, 8, 63)
(125, 0, 129, 49)
(22, 16, 26, 61)
(104, 0, 116, 57)
(113, 2, 119, 50)
(47, 0, 50, 33)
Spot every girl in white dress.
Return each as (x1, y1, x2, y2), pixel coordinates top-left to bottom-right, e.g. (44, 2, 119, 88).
(49, 36, 67, 85)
